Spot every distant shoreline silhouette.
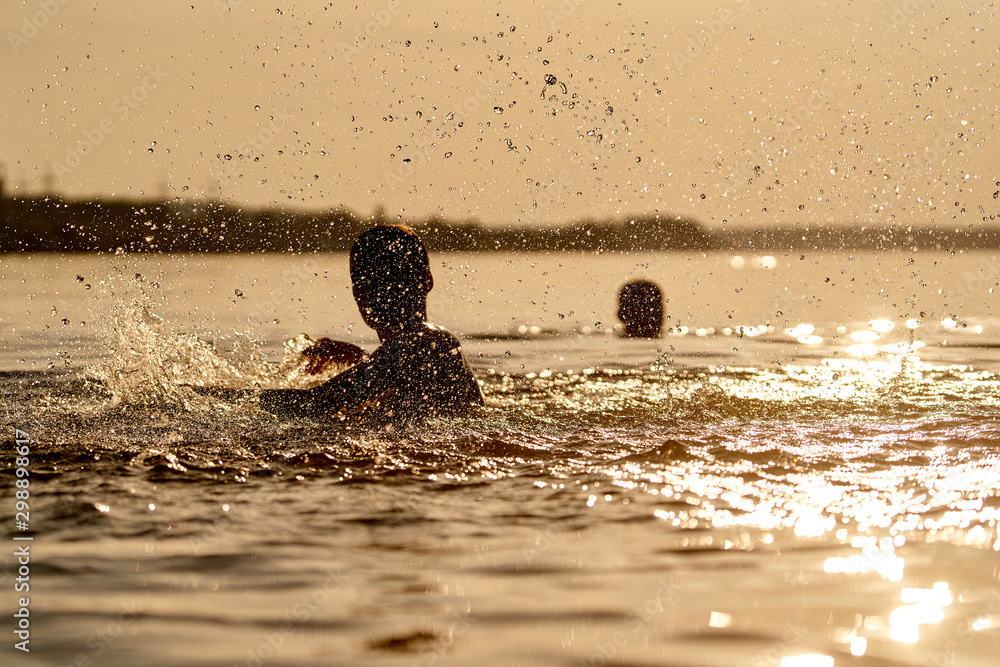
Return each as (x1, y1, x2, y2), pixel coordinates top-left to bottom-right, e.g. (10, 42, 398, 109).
(2, 184, 999, 254)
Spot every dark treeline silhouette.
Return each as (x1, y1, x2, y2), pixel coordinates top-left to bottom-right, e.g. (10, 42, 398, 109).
(0, 188, 710, 253)
(0, 194, 367, 253)
(719, 224, 1000, 252)
(418, 213, 711, 252)
(3, 186, 1000, 253)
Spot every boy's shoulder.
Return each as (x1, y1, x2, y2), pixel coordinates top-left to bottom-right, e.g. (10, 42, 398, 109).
(363, 320, 483, 416)
(390, 321, 463, 349)
(379, 321, 475, 379)
(421, 321, 463, 343)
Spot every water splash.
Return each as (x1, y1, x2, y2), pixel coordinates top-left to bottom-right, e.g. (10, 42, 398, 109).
(84, 276, 345, 410)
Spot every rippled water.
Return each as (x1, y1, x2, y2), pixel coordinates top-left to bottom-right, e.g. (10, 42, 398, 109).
(2, 251, 1000, 666)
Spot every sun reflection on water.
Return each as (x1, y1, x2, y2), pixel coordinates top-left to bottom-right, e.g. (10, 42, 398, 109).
(887, 582, 952, 643)
(541, 352, 1000, 664)
(824, 536, 905, 581)
(779, 655, 834, 667)
(579, 352, 1000, 557)
(869, 319, 895, 333)
(850, 330, 881, 343)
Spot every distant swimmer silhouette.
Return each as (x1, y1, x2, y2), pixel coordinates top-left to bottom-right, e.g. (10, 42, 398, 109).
(258, 224, 484, 421)
(617, 279, 664, 338)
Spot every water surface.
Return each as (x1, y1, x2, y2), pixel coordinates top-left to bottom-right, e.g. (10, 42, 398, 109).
(2, 251, 999, 666)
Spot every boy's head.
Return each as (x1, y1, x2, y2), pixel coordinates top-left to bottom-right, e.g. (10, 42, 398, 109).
(350, 225, 433, 337)
(617, 279, 663, 338)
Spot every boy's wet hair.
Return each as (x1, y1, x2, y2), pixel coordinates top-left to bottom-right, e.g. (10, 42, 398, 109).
(350, 224, 430, 285)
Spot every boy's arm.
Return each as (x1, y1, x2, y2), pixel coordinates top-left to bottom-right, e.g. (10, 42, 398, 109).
(301, 338, 367, 374)
(259, 355, 381, 417)
(257, 338, 368, 416)
(190, 386, 253, 401)
(258, 379, 354, 417)
(258, 388, 325, 417)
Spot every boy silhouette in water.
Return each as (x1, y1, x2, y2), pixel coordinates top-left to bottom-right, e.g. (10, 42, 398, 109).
(617, 279, 664, 338)
(259, 224, 484, 420)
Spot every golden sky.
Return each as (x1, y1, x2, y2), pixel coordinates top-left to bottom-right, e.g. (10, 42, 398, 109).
(1, 0, 997, 228)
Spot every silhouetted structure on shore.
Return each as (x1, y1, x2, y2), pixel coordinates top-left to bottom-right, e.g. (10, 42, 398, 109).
(2, 181, 999, 253)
